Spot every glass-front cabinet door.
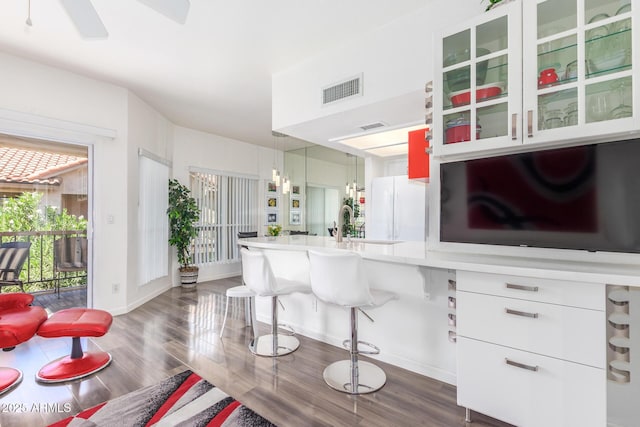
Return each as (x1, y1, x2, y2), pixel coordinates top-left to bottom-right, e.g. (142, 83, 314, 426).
(523, 0, 636, 145)
(434, 1, 522, 157)
(434, 0, 637, 157)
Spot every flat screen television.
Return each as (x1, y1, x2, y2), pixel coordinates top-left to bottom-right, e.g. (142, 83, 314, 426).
(440, 138, 640, 253)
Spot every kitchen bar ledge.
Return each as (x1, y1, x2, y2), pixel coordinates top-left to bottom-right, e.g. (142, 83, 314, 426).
(240, 235, 640, 287)
(239, 235, 457, 384)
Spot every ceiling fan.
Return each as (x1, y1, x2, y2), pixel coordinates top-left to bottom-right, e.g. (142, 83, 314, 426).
(46, 0, 191, 39)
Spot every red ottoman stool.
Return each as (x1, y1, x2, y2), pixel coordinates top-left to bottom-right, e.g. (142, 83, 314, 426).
(36, 308, 113, 383)
(0, 293, 48, 395)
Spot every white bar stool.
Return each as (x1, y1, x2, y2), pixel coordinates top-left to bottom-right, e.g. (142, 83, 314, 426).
(308, 250, 397, 394)
(219, 285, 256, 338)
(220, 231, 259, 339)
(240, 247, 311, 357)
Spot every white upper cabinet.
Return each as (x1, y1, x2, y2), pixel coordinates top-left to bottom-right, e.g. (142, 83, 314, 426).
(433, 0, 637, 158)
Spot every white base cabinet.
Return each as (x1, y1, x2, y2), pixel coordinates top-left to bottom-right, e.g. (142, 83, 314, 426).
(456, 271, 606, 426)
(457, 337, 606, 427)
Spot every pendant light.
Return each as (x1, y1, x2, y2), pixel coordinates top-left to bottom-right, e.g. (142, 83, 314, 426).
(345, 153, 359, 198)
(271, 131, 283, 187)
(25, 0, 33, 26)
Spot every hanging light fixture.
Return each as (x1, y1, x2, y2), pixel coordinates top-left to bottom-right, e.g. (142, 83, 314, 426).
(345, 153, 359, 198)
(25, 0, 33, 26)
(271, 131, 286, 187)
(281, 135, 290, 194)
(352, 154, 358, 199)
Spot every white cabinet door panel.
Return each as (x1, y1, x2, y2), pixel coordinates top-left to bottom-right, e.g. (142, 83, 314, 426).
(457, 337, 606, 427)
(457, 290, 605, 368)
(457, 270, 604, 310)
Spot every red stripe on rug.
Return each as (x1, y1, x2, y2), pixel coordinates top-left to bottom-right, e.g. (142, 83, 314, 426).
(48, 402, 108, 427)
(206, 400, 242, 427)
(145, 372, 203, 426)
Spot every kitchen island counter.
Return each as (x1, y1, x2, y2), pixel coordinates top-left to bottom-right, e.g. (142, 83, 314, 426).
(239, 235, 457, 384)
(240, 235, 640, 286)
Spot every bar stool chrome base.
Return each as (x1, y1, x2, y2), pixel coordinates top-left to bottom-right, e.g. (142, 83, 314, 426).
(323, 360, 387, 394)
(249, 334, 299, 357)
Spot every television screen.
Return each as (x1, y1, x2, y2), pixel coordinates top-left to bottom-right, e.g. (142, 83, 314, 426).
(440, 138, 640, 253)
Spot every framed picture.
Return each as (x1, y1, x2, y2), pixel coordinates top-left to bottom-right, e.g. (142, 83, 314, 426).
(266, 212, 278, 225)
(266, 196, 278, 209)
(290, 211, 301, 225)
(267, 181, 277, 193)
(292, 185, 300, 195)
(291, 197, 300, 209)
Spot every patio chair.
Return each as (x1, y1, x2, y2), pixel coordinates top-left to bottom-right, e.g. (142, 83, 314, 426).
(0, 242, 32, 293)
(54, 236, 87, 297)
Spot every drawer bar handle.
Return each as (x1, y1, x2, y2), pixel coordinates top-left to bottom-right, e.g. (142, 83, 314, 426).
(505, 283, 539, 292)
(505, 358, 538, 372)
(505, 308, 539, 318)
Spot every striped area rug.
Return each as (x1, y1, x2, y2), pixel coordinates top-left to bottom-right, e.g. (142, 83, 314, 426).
(49, 370, 276, 427)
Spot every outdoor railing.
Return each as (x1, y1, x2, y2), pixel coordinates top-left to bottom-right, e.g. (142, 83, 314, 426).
(0, 230, 87, 294)
(193, 224, 254, 265)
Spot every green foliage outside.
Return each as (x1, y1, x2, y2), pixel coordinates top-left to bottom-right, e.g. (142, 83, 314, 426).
(341, 197, 360, 237)
(0, 192, 88, 292)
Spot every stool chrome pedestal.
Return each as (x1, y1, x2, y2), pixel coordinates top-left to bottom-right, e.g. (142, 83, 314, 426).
(249, 296, 299, 356)
(308, 250, 397, 395)
(240, 247, 311, 358)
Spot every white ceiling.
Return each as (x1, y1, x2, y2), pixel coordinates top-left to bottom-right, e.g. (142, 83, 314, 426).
(0, 0, 429, 151)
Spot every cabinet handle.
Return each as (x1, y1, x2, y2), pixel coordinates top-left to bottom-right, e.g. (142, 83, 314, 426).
(505, 358, 539, 372)
(505, 308, 539, 318)
(505, 283, 539, 292)
(527, 110, 533, 137)
(511, 113, 517, 140)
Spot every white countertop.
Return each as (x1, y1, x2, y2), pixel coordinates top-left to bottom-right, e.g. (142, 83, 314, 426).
(240, 236, 640, 286)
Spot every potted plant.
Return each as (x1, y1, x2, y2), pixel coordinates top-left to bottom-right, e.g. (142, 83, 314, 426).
(267, 224, 282, 236)
(167, 178, 200, 288)
(482, 0, 508, 11)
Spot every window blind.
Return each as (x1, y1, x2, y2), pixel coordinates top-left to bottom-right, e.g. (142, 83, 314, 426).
(138, 155, 169, 285)
(190, 171, 258, 264)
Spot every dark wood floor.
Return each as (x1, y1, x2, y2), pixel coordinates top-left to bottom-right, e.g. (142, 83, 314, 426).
(0, 276, 511, 427)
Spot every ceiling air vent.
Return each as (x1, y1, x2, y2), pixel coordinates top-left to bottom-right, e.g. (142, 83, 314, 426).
(359, 122, 386, 131)
(322, 74, 363, 106)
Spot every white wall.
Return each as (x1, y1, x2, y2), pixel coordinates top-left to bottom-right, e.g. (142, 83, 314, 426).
(0, 1, 484, 313)
(272, 8, 431, 129)
(126, 92, 174, 311)
(0, 52, 130, 314)
(171, 125, 279, 281)
(0, 51, 278, 313)
(272, 1, 482, 145)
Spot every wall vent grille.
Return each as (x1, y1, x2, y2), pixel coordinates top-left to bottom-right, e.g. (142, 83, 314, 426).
(359, 122, 385, 131)
(322, 74, 363, 105)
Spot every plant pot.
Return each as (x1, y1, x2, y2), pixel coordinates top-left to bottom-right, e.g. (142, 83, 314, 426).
(179, 266, 199, 288)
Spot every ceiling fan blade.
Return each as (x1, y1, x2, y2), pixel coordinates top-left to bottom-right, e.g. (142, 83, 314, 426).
(137, 0, 191, 24)
(60, 0, 108, 39)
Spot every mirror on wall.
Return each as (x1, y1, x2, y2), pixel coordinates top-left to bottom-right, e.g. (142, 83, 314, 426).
(283, 145, 364, 236)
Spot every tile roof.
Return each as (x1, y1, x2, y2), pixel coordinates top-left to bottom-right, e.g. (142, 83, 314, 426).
(0, 146, 87, 185)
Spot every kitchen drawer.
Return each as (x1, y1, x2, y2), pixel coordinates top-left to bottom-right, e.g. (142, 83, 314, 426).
(457, 271, 604, 310)
(457, 337, 606, 427)
(457, 291, 605, 368)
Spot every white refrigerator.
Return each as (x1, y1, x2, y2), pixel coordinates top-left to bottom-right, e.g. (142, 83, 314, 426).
(367, 175, 427, 241)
